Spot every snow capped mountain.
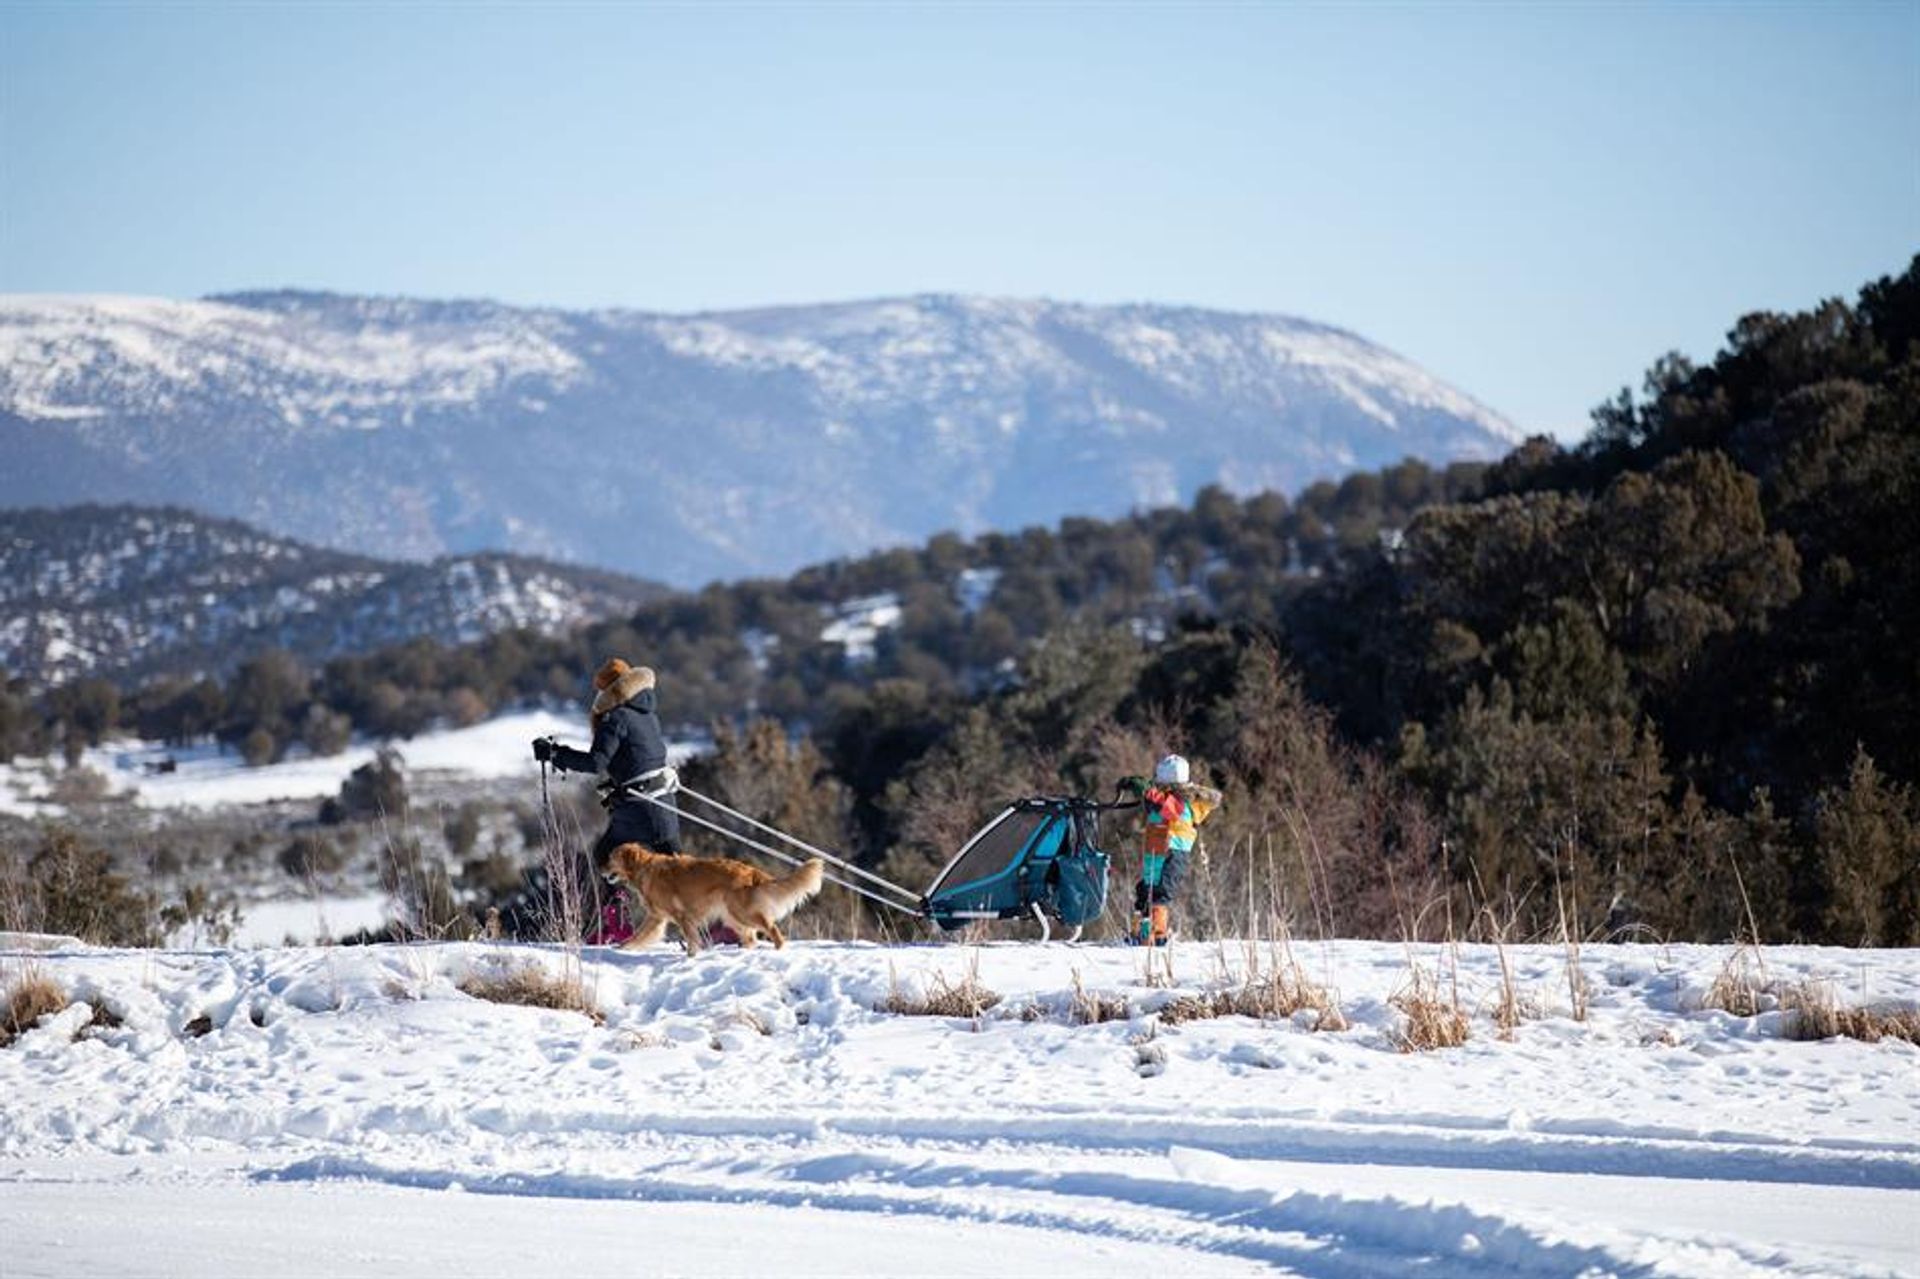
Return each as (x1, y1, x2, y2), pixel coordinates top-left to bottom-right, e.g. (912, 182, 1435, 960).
(0, 291, 1521, 585)
(0, 505, 665, 687)
(0, 293, 585, 425)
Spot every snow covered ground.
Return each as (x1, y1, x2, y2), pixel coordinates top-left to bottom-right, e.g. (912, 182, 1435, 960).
(224, 893, 393, 948)
(3, 936, 1916, 1276)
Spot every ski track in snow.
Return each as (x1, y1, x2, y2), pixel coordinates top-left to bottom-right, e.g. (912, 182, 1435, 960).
(3, 938, 1916, 1276)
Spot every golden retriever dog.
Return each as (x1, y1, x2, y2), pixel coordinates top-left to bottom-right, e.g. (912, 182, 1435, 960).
(604, 843, 824, 954)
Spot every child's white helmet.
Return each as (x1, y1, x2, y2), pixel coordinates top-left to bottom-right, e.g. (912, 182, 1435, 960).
(1154, 754, 1190, 785)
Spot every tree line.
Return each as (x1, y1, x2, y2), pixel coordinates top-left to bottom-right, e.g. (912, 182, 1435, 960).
(3, 453, 1482, 763)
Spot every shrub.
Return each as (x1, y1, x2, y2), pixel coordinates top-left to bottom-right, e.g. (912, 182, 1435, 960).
(1391, 964, 1469, 1051)
(46, 766, 112, 807)
(380, 835, 473, 940)
(446, 687, 489, 728)
(1815, 749, 1920, 947)
(14, 828, 163, 947)
(443, 805, 483, 858)
(240, 726, 279, 768)
(1702, 946, 1771, 1018)
(1156, 961, 1347, 1031)
(159, 883, 241, 947)
(320, 747, 407, 825)
(299, 705, 353, 757)
(880, 958, 1000, 1019)
(279, 832, 346, 880)
(459, 960, 599, 1021)
(2, 968, 69, 1046)
(1781, 981, 1920, 1045)
(1069, 969, 1131, 1024)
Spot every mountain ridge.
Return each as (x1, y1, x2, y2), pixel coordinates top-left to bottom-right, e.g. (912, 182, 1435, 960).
(0, 503, 668, 688)
(0, 289, 1520, 585)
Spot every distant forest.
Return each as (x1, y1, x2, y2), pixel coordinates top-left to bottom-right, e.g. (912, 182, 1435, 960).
(6, 257, 1915, 945)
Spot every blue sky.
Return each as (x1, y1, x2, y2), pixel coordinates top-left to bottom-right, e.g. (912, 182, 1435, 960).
(2, 2, 1913, 438)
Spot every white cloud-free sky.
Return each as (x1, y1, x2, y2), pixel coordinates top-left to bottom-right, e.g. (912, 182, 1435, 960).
(2, 2, 1914, 438)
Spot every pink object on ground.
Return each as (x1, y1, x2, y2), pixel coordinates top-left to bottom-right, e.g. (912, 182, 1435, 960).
(586, 897, 634, 946)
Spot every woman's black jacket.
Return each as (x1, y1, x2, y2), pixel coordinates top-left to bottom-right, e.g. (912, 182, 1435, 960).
(551, 688, 668, 785)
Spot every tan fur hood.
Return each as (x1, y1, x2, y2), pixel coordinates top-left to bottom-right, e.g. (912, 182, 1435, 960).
(590, 663, 656, 720)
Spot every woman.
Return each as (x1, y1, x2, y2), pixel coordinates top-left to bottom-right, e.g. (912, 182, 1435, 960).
(532, 658, 682, 940)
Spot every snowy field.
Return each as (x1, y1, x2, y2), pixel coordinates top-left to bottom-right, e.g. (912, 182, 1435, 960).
(225, 893, 393, 948)
(0, 709, 617, 815)
(0, 708, 710, 819)
(3, 935, 1916, 1277)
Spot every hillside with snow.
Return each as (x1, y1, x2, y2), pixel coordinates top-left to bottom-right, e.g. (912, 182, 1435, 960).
(2, 935, 1915, 1276)
(0, 505, 666, 686)
(0, 292, 1522, 584)
(0, 709, 587, 818)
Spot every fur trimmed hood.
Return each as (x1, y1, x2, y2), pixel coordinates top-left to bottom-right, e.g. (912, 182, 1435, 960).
(590, 658, 657, 724)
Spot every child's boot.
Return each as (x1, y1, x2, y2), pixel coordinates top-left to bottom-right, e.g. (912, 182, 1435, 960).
(1150, 904, 1171, 946)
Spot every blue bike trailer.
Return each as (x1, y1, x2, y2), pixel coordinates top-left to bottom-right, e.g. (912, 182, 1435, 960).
(923, 796, 1114, 937)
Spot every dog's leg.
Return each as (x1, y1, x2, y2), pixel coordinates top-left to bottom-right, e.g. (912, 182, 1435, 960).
(623, 913, 669, 950)
(674, 914, 703, 956)
(753, 913, 786, 949)
(722, 908, 758, 948)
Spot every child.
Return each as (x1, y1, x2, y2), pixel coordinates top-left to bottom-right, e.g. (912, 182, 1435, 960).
(1119, 754, 1222, 946)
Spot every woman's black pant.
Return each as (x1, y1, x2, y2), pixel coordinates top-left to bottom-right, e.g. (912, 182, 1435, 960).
(589, 797, 684, 870)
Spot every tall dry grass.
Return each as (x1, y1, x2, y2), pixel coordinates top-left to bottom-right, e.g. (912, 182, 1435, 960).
(1780, 980, 1920, 1045)
(2, 965, 69, 1047)
(1185, 930, 1348, 1029)
(879, 953, 1001, 1021)
(1069, 968, 1131, 1024)
(1391, 960, 1470, 1051)
(459, 958, 602, 1023)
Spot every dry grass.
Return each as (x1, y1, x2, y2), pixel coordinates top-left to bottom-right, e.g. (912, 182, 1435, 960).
(1391, 964, 1469, 1051)
(1070, 969, 1131, 1024)
(1132, 1027, 1168, 1076)
(79, 1002, 123, 1037)
(1702, 853, 1774, 1019)
(1555, 835, 1591, 1023)
(1702, 945, 1772, 1017)
(1781, 981, 1920, 1045)
(459, 961, 602, 1023)
(717, 1006, 772, 1036)
(2, 968, 69, 1047)
(1158, 962, 1348, 1031)
(879, 956, 1001, 1019)
(1696, 951, 1920, 1045)
(1562, 941, 1592, 1024)
(1154, 991, 1233, 1025)
(1138, 942, 1177, 989)
(1477, 907, 1529, 1040)
(1488, 945, 1527, 1040)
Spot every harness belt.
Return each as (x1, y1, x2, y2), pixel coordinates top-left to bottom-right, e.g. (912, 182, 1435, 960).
(595, 765, 679, 809)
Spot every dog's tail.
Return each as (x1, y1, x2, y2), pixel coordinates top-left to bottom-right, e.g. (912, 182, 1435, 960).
(759, 858, 826, 918)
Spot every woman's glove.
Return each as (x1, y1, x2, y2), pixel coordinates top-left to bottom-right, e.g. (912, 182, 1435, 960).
(1117, 775, 1149, 797)
(531, 736, 555, 763)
